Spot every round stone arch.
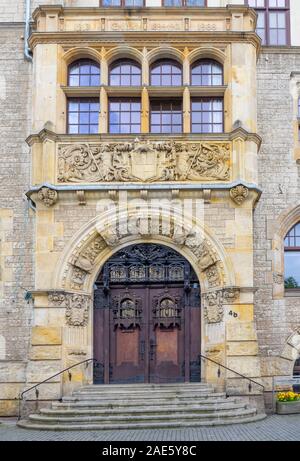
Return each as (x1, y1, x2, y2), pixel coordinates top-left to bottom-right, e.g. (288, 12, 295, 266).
(271, 204, 300, 295)
(54, 204, 236, 294)
(281, 328, 300, 375)
(60, 47, 102, 86)
(51, 206, 239, 383)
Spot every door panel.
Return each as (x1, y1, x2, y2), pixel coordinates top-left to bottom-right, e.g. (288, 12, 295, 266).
(109, 286, 146, 384)
(93, 244, 201, 384)
(149, 286, 185, 383)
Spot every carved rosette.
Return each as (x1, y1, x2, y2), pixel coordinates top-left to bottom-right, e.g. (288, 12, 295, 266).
(203, 287, 240, 324)
(57, 140, 231, 183)
(47, 292, 90, 327)
(230, 185, 249, 205)
(37, 187, 58, 207)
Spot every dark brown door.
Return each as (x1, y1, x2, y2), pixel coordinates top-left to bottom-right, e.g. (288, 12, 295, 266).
(93, 244, 201, 384)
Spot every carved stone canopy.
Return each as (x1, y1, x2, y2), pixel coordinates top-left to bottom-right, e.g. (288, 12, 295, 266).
(57, 140, 231, 184)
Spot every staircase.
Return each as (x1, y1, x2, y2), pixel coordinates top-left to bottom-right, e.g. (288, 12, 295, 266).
(18, 383, 266, 430)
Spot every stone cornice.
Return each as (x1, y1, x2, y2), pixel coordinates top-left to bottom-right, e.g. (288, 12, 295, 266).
(28, 31, 261, 52)
(25, 180, 262, 196)
(26, 128, 262, 148)
(32, 5, 257, 22)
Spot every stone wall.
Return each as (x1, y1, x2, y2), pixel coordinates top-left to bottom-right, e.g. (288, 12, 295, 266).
(255, 50, 300, 383)
(0, 25, 33, 415)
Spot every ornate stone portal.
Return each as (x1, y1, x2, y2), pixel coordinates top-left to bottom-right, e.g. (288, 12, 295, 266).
(57, 140, 231, 183)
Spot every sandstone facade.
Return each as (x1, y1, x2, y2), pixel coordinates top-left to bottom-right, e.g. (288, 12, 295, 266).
(0, 1, 299, 415)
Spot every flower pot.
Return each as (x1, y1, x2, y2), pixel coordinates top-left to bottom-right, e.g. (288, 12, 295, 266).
(276, 400, 300, 415)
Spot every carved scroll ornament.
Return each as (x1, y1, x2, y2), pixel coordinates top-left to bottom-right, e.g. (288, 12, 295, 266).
(57, 140, 231, 183)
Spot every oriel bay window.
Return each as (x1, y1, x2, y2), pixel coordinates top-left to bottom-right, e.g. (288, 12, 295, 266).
(284, 222, 300, 289)
(109, 98, 141, 134)
(68, 59, 100, 87)
(150, 59, 182, 86)
(191, 98, 223, 133)
(109, 59, 141, 86)
(67, 98, 100, 134)
(246, 0, 290, 46)
(150, 100, 182, 134)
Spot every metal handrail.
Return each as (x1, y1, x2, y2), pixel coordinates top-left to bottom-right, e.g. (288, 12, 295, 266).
(18, 358, 96, 420)
(200, 354, 264, 394)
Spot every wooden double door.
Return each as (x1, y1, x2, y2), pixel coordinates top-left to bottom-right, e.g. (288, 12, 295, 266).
(93, 244, 201, 384)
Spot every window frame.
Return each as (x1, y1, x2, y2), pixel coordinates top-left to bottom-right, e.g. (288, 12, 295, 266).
(150, 59, 183, 87)
(101, 0, 146, 7)
(162, 0, 206, 6)
(150, 99, 183, 134)
(191, 97, 224, 134)
(190, 59, 223, 87)
(68, 59, 100, 87)
(67, 98, 100, 135)
(284, 221, 300, 289)
(246, 0, 290, 46)
(108, 97, 142, 134)
(109, 59, 142, 87)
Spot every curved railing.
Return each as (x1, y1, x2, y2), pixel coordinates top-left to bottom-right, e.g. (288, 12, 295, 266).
(18, 358, 96, 420)
(200, 354, 264, 395)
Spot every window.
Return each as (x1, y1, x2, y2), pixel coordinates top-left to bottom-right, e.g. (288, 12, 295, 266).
(102, 0, 144, 6)
(284, 222, 300, 288)
(109, 59, 141, 86)
(191, 98, 223, 133)
(67, 98, 99, 134)
(150, 100, 182, 133)
(163, 0, 205, 6)
(109, 98, 141, 134)
(150, 60, 182, 86)
(68, 59, 100, 87)
(191, 59, 223, 86)
(246, 0, 290, 46)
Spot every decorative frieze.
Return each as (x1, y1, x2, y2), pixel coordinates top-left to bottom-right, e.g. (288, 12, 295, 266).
(57, 140, 231, 184)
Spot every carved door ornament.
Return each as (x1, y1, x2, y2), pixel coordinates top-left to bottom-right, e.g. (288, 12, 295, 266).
(112, 289, 142, 330)
(152, 288, 182, 329)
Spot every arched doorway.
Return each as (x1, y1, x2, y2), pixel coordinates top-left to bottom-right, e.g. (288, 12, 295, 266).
(93, 243, 201, 384)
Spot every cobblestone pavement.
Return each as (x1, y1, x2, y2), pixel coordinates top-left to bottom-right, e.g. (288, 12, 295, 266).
(0, 415, 299, 441)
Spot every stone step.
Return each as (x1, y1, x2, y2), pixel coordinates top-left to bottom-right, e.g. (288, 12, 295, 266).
(18, 412, 266, 431)
(18, 383, 265, 430)
(42, 401, 248, 417)
(52, 396, 234, 410)
(79, 383, 212, 390)
(27, 406, 258, 425)
(62, 392, 227, 403)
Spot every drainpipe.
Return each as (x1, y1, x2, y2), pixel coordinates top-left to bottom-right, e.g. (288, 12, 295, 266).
(24, 0, 33, 62)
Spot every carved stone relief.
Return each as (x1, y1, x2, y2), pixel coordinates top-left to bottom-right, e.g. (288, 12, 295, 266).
(48, 292, 90, 327)
(57, 140, 231, 183)
(230, 184, 249, 205)
(203, 287, 240, 324)
(37, 187, 58, 207)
